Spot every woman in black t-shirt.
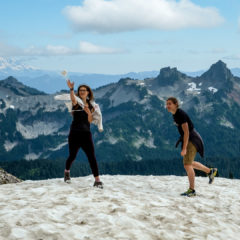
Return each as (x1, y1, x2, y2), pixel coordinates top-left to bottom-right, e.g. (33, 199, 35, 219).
(64, 79, 103, 188)
(166, 97, 217, 197)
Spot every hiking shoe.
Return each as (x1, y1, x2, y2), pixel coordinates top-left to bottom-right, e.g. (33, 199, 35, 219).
(181, 188, 196, 197)
(208, 168, 217, 184)
(93, 181, 103, 189)
(64, 171, 71, 183)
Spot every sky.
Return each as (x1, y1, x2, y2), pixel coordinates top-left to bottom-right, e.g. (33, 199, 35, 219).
(0, 0, 239, 74)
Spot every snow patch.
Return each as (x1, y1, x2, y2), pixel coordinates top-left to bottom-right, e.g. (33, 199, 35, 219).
(147, 89, 153, 95)
(186, 82, 201, 94)
(24, 153, 42, 161)
(135, 155, 142, 161)
(139, 98, 149, 104)
(136, 82, 145, 86)
(49, 142, 68, 151)
(135, 127, 141, 132)
(16, 121, 64, 139)
(96, 140, 104, 145)
(146, 130, 156, 148)
(108, 135, 120, 144)
(220, 117, 234, 129)
(133, 137, 145, 148)
(0, 176, 239, 240)
(4, 141, 18, 152)
(208, 87, 218, 93)
(133, 134, 156, 149)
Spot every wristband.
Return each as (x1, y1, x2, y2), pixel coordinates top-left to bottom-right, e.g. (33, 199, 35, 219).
(70, 88, 74, 91)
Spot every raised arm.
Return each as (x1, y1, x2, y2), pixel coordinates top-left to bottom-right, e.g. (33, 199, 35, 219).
(67, 79, 77, 105)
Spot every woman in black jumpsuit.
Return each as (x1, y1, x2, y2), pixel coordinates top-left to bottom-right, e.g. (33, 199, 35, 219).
(64, 79, 103, 188)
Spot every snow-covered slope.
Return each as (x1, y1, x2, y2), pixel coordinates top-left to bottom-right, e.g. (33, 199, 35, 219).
(0, 175, 239, 240)
(0, 57, 36, 72)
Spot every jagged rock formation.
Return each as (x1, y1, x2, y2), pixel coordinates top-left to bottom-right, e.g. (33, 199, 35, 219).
(0, 168, 22, 184)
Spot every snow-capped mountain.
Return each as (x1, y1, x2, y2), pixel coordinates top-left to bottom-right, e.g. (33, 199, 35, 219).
(0, 57, 37, 72)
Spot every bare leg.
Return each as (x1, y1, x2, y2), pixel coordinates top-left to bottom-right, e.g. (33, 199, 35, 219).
(184, 164, 195, 190)
(192, 161, 210, 174)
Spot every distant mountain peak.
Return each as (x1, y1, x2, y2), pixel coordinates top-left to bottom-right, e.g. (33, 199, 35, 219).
(0, 76, 46, 96)
(0, 57, 37, 71)
(201, 60, 233, 81)
(4, 76, 19, 83)
(1, 76, 25, 87)
(155, 66, 187, 86)
(215, 59, 226, 66)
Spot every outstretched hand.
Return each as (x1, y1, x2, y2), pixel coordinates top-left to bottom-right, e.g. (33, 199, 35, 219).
(67, 79, 74, 89)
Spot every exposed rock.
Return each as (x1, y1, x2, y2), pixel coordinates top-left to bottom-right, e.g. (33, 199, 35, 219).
(0, 168, 22, 184)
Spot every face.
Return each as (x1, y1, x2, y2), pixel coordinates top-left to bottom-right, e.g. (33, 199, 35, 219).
(166, 100, 177, 113)
(79, 87, 89, 99)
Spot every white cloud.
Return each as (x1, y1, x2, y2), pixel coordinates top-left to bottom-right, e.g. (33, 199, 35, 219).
(46, 45, 74, 55)
(223, 55, 240, 61)
(0, 41, 120, 57)
(63, 0, 224, 33)
(78, 41, 119, 54)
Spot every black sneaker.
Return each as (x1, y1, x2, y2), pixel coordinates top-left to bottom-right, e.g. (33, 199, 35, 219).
(64, 171, 71, 183)
(180, 188, 196, 197)
(208, 168, 217, 184)
(93, 181, 103, 189)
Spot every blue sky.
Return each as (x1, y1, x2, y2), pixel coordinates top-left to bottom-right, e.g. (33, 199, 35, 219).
(0, 0, 239, 73)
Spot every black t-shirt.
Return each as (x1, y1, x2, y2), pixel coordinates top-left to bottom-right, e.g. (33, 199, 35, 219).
(70, 104, 90, 132)
(173, 108, 194, 136)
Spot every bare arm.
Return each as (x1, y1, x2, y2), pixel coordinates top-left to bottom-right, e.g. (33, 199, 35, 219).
(181, 122, 189, 156)
(67, 79, 77, 105)
(84, 106, 94, 123)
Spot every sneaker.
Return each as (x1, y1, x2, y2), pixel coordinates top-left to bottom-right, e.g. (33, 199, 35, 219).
(93, 181, 103, 189)
(208, 168, 217, 184)
(181, 188, 196, 197)
(64, 171, 71, 183)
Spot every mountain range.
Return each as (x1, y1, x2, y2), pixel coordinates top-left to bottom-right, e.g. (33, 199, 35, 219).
(0, 60, 240, 179)
(1, 57, 240, 93)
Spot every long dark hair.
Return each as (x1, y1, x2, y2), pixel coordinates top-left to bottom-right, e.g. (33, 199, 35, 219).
(76, 84, 94, 111)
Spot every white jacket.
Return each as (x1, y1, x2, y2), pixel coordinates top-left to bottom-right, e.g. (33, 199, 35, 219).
(75, 96, 103, 132)
(54, 93, 103, 132)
